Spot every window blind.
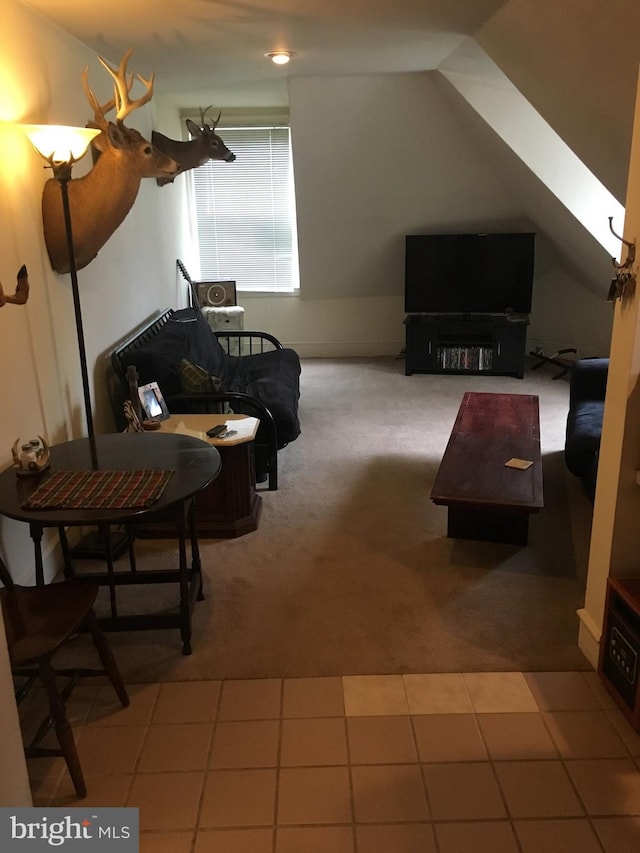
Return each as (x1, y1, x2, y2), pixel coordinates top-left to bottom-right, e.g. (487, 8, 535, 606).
(191, 126, 299, 293)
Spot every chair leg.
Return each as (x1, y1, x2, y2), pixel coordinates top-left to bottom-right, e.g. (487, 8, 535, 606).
(38, 658, 86, 799)
(85, 610, 130, 708)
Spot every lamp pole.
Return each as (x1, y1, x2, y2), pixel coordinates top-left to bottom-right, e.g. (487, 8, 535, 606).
(20, 124, 102, 470)
(56, 164, 98, 470)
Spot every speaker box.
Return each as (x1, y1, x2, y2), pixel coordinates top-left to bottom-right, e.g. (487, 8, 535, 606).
(196, 280, 237, 307)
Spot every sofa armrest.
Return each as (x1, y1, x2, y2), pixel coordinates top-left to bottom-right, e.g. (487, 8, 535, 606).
(569, 358, 609, 405)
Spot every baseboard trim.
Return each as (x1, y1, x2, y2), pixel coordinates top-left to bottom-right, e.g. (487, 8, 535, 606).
(288, 342, 405, 358)
(577, 607, 601, 669)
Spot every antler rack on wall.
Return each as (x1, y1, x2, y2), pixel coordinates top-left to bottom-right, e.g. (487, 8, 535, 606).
(608, 216, 636, 302)
(0, 265, 29, 308)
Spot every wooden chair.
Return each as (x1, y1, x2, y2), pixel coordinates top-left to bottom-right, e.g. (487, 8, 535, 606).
(0, 557, 129, 799)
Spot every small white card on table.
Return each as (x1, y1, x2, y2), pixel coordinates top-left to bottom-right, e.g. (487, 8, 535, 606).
(505, 457, 533, 470)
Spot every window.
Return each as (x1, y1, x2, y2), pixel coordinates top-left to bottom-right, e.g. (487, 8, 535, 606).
(190, 116, 299, 294)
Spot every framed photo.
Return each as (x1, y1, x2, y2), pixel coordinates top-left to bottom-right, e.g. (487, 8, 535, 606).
(138, 381, 170, 422)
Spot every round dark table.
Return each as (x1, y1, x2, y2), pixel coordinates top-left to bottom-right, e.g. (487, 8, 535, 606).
(0, 433, 221, 654)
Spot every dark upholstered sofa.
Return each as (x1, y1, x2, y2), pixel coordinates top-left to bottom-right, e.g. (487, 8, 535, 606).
(565, 357, 609, 499)
(108, 307, 301, 489)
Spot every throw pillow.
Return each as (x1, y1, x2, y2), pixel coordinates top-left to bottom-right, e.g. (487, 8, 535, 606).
(179, 359, 224, 394)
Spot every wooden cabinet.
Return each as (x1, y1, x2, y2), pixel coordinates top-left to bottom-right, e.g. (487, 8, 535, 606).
(191, 439, 261, 538)
(404, 314, 528, 378)
(599, 577, 640, 730)
(135, 415, 261, 539)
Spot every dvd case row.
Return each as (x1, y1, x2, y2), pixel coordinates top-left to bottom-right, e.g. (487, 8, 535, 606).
(436, 345, 493, 371)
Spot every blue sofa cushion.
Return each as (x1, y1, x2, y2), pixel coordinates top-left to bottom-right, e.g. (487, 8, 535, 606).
(225, 349, 301, 445)
(564, 357, 609, 492)
(565, 400, 605, 477)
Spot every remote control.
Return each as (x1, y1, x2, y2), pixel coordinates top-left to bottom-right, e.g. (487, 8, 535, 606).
(206, 424, 228, 438)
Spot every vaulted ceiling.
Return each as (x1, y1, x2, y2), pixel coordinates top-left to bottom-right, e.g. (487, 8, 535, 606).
(21, 0, 507, 103)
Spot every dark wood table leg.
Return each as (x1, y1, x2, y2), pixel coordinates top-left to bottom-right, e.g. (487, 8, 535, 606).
(188, 500, 204, 602)
(99, 523, 119, 618)
(29, 522, 45, 586)
(126, 524, 137, 574)
(174, 501, 193, 655)
(58, 525, 74, 579)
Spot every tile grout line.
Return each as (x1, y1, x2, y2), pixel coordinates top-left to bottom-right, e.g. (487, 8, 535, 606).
(272, 679, 284, 853)
(340, 684, 359, 853)
(192, 677, 231, 846)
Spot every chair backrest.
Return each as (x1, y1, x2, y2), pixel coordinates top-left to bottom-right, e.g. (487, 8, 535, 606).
(0, 557, 20, 650)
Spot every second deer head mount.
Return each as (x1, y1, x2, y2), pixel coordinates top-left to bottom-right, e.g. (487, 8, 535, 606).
(41, 49, 180, 274)
(151, 106, 236, 187)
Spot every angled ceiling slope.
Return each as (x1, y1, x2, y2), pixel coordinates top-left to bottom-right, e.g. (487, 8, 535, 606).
(438, 39, 624, 300)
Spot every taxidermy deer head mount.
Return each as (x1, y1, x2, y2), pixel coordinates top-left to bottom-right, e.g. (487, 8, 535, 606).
(152, 105, 236, 187)
(41, 49, 179, 273)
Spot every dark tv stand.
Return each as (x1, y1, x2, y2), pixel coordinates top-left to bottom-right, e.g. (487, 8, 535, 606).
(404, 313, 528, 378)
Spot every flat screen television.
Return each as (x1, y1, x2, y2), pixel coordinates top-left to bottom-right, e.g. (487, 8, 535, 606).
(404, 232, 535, 315)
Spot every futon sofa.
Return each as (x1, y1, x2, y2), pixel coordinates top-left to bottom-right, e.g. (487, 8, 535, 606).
(564, 357, 609, 500)
(108, 307, 301, 489)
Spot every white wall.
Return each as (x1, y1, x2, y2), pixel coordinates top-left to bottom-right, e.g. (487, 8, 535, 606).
(289, 72, 522, 303)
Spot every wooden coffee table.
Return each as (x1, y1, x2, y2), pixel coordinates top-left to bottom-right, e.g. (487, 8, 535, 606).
(430, 392, 543, 545)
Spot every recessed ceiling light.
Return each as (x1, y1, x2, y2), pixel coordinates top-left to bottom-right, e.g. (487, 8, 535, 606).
(266, 51, 295, 66)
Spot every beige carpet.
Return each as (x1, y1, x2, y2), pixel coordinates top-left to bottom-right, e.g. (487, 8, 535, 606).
(66, 356, 594, 681)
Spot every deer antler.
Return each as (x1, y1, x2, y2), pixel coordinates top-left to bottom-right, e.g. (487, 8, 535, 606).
(82, 57, 137, 129)
(82, 66, 118, 131)
(199, 105, 221, 128)
(99, 48, 154, 123)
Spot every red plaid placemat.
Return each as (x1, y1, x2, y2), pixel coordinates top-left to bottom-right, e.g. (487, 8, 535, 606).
(22, 469, 175, 510)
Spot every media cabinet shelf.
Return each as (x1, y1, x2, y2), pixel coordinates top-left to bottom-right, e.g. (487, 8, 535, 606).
(404, 314, 528, 378)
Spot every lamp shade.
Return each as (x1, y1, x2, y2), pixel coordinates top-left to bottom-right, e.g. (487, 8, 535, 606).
(21, 124, 100, 165)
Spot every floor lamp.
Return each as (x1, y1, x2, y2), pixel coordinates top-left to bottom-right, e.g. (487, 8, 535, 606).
(21, 124, 101, 469)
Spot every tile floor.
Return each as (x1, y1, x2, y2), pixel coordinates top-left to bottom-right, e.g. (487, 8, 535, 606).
(19, 670, 640, 852)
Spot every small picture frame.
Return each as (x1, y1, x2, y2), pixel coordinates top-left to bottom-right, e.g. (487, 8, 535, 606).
(138, 381, 170, 422)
